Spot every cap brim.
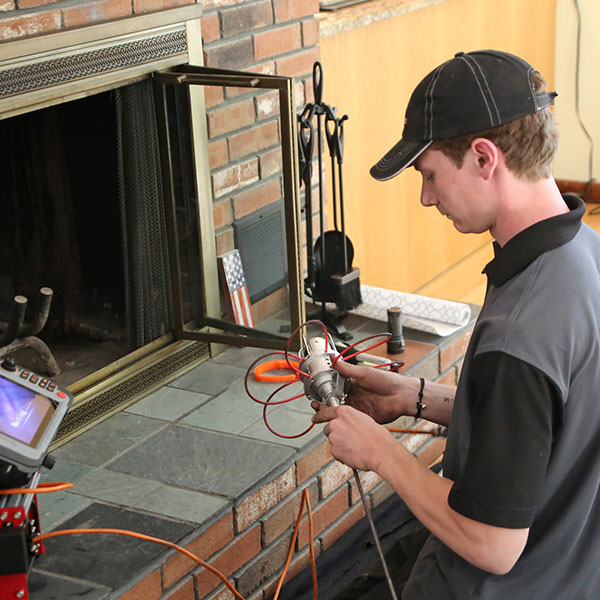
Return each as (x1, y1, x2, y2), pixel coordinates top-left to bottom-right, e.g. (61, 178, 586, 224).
(370, 139, 432, 181)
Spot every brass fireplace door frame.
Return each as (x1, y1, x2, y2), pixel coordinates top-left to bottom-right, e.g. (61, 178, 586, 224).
(154, 66, 305, 351)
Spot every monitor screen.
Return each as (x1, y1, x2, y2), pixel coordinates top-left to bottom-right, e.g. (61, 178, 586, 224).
(0, 377, 55, 447)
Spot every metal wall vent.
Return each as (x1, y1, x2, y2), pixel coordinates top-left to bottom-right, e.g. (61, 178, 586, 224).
(234, 200, 287, 303)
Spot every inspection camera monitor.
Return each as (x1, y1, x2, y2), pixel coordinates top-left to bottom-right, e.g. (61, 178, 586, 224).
(0, 358, 72, 488)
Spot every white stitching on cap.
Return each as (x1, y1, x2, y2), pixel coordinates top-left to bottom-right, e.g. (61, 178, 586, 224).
(462, 55, 500, 126)
(425, 65, 444, 140)
(527, 67, 539, 109)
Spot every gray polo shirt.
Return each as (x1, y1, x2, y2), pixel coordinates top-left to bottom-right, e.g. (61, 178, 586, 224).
(404, 195, 600, 599)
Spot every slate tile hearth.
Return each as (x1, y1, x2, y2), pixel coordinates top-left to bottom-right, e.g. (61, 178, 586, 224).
(25, 312, 473, 599)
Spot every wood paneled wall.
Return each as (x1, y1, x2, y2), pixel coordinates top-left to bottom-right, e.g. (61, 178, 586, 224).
(318, 0, 556, 296)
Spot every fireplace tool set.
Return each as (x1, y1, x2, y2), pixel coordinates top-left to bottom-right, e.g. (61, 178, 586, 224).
(298, 62, 362, 341)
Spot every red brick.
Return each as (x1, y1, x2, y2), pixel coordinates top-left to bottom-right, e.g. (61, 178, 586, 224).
(208, 98, 255, 138)
(349, 470, 382, 504)
(216, 228, 235, 256)
(202, 0, 244, 9)
(204, 85, 225, 109)
(297, 485, 348, 548)
(319, 460, 352, 498)
(209, 138, 229, 170)
(320, 501, 364, 551)
(195, 524, 261, 598)
(133, 0, 195, 13)
(224, 61, 276, 100)
(162, 512, 234, 589)
(119, 570, 161, 600)
(212, 158, 259, 198)
(440, 328, 472, 371)
(235, 466, 295, 531)
(256, 90, 280, 121)
(253, 23, 301, 60)
(0, 10, 60, 40)
(301, 18, 319, 46)
(163, 576, 195, 600)
(295, 79, 305, 108)
(259, 147, 282, 178)
(233, 176, 282, 219)
(262, 482, 318, 545)
(296, 438, 332, 484)
(436, 367, 457, 386)
(62, 0, 132, 28)
(273, 0, 319, 23)
(250, 286, 287, 324)
(204, 36, 254, 69)
(221, 0, 272, 37)
(14, 0, 57, 8)
(276, 46, 321, 78)
(213, 199, 232, 230)
(201, 11, 220, 43)
(262, 545, 319, 599)
(229, 120, 279, 160)
(415, 437, 447, 469)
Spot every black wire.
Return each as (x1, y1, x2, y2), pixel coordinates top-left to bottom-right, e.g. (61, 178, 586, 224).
(573, 0, 598, 213)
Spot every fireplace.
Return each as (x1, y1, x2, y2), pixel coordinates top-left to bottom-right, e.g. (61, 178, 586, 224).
(0, 6, 304, 446)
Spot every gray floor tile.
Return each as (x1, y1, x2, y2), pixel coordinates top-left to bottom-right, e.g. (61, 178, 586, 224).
(134, 484, 229, 524)
(37, 490, 91, 532)
(40, 459, 95, 485)
(29, 569, 110, 600)
(180, 379, 264, 434)
(53, 413, 166, 467)
(34, 503, 194, 589)
(73, 469, 163, 506)
(109, 424, 294, 498)
(125, 386, 211, 421)
(239, 406, 325, 448)
(168, 361, 246, 395)
(211, 345, 276, 369)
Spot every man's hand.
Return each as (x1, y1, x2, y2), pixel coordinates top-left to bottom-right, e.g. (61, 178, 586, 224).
(332, 359, 410, 423)
(311, 403, 394, 472)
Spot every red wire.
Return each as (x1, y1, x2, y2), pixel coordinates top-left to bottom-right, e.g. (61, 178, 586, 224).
(262, 379, 315, 439)
(333, 332, 392, 365)
(285, 320, 330, 375)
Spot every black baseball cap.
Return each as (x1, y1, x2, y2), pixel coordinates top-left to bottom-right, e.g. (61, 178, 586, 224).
(370, 50, 557, 181)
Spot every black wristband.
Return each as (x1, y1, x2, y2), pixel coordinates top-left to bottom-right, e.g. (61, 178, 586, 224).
(415, 377, 426, 420)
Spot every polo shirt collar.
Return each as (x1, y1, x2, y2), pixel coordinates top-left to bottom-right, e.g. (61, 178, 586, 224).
(483, 194, 585, 287)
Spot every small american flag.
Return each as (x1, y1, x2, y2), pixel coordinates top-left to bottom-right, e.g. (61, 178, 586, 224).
(218, 249, 255, 328)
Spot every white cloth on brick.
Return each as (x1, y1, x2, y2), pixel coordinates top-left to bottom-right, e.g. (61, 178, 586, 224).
(352, 285, 471, 336)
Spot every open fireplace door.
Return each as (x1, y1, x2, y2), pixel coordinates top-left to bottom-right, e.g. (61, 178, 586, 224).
(154, 65, 305, 352)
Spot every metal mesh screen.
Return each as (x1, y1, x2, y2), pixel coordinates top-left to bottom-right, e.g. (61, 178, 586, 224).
(115, 79, 174, 349)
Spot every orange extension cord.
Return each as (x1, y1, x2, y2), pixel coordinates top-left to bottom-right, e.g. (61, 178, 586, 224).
(1, 483, 317, 600)
(0, 427, 440, 599)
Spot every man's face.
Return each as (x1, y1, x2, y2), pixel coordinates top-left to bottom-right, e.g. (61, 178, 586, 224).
(413, 148, 495, 235)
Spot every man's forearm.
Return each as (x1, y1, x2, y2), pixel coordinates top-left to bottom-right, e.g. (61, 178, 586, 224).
(375, 435, 529, 574)
(402, 376, 456, 426)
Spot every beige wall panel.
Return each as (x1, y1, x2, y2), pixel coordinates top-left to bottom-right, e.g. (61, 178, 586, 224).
(319, 0, 556, 296)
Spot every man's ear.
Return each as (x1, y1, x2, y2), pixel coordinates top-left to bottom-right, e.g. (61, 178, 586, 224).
(470, 138, 499, 180)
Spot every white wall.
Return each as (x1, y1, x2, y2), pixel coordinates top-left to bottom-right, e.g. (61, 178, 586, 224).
(554, 0, 600, 181)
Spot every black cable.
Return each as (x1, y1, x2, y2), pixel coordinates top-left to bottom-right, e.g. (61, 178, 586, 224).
(572, 0, 598, 213)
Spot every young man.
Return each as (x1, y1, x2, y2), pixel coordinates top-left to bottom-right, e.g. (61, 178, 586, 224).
(312, 50, 600, 599)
